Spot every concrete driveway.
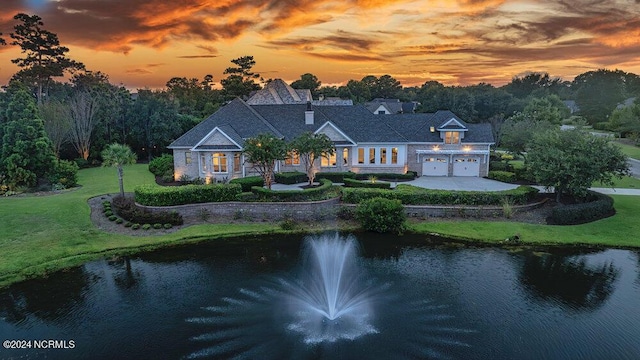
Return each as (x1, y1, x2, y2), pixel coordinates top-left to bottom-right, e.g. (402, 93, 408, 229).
(402, 176, 520, 191)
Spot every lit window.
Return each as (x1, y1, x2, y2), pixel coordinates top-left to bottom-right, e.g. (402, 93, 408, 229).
(343, 148, 349, 165)
(444, 131, 460, 144)
(380, 148, 387, 164)
(284, 151, 300, 166)
(321, 151, 337, 167)
(185, 151, 192, 164)
(211, 153, 227, 173)
(369, 148, 376, 164)
(391, 148, 398, 164)
(358, 148, 364, 164)
(234, 153, 241, 173)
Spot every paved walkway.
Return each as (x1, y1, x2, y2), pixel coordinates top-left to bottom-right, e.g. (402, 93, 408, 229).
(269, 176, 640, 196)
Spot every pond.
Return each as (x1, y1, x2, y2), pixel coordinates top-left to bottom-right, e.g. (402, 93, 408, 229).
(1, 232, 639, 360)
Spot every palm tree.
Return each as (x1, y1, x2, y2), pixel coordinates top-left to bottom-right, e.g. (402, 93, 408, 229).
(101, 143, 137, 198)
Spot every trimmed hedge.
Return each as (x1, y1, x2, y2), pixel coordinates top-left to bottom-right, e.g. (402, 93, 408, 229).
(487, 171, 516, 183)
(315, 171, 356, 183)
(489, 161, 513, 172)
(112, 196, 183, 225)
(251, 179, 334, 202)
(354, 172, 416, 181)
(341, 184, 539, 205)
(550, 191, 614, 225)
(135, 183, 242, 206)
(343, 178, 392, 189)
(275, 171, 308, 184)
(356, 197, 406, 234)
(229, 176, 264, 192)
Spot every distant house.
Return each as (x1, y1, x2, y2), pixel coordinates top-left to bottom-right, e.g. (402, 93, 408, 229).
(365, 98, 419, 114)
(563, 100, 580, 114)
(168, 80, 493, 182)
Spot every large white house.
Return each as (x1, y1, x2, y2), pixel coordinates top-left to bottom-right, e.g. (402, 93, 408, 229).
(168, 80, 494, 182)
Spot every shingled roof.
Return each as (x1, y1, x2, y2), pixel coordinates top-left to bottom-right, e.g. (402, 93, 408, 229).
(168, 100, 494, 149)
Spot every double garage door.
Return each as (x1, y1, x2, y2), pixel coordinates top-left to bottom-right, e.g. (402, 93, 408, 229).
(422, 156, 480, 176)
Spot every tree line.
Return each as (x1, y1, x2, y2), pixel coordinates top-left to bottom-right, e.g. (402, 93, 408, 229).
(1, 12, 639, 192)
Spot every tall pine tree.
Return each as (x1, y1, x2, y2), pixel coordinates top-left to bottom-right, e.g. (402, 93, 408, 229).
(1, 87, 57, 189)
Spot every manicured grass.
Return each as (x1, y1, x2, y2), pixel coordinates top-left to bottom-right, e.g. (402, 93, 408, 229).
(2, 164, 640, 289)
(0, 164, 281, 288)
(595, 176, 640, 189)
(410, 195, 640, 247)
(614, 140, 640, 160)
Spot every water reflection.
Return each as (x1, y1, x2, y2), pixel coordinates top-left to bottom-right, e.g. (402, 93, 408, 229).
(0, 267, 90, 324)
(519, 252, 619, 311)
(108, 256, 140, 289)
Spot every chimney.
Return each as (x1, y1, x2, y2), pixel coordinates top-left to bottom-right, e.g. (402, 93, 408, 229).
(305, 101, 314, 125)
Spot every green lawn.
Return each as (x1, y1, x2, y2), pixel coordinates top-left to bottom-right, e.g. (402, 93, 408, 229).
(614, 140, 640, 160)
(2, 164, 640, 289)
(595, 176, 640, 189)
(0, 164, 279, 288)
(410, 195, 640, 247)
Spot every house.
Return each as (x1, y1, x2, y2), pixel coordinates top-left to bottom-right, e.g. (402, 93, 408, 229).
(365, 98, 419, 114)
(168, 82, 494, 182)
(247, 79, 353, 106)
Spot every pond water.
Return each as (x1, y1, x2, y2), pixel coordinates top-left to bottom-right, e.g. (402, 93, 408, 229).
(1, 232, 639, 360)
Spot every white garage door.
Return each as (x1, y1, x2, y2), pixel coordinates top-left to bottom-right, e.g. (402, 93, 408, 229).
(453, 157, 480, 176)
(422, 157, 448, 176)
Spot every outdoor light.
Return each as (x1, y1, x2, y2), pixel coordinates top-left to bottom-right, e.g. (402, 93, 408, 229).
(430, 126, 435, 132)
(433, 146, 440, 151)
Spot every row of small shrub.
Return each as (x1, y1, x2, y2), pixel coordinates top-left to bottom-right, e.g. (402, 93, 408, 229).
(135, 183, 242, 206)
(341, 184, 539, 205)
(343, 178, 391, 189)
(103, 199, 175, 230)
(229, 176, 264, 191)
(550, 191, 615, 225)
(354, 172, 416, 181)
(250, 179, 334, 202)
(274, 171, 308, 184)
(112, 196, 183, 225)
(487, 171, 516, 183)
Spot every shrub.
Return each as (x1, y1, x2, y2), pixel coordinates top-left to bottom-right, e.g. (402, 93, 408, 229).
(229, 176, 264, 192)
(74, 158, 90, 169)
(342, 185, 538, 205)
(148, 154, 174, 177)
(337, 206, 355, 220)
(163, 223, 173, 229)
(489, 161, 513, 172)
(315, 171, 356, 183)
(161, 171, 174, 183)
(142, 224, 152, 230)
(251, 179, 334, 202)
(355, 197, 406, 234)
(134, 183, 242, 206)
(592, 122, 610, 131)
(48, 160, 79, 189)
(354, 172, 416, 181)
(153, 223, 163, 229)
(104, 210, 114, 217)
(488, 171, 516, 183)
(550, 192, 614, 225)
(275, 171, 308, 184)
(124, 222, 133, 227)
(343, 178, 392, 189)
(112, 196, 184, 225)
(280, 217, 298, 230)
(131, 223, 140, 230)
(502, 197, 514, 219)
(108, 215, 117, 221)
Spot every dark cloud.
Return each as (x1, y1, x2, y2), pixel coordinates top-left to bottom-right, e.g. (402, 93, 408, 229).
(177, 55, 218, 59)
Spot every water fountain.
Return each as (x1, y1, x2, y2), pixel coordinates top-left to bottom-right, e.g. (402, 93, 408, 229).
(186, 234, 473, 359)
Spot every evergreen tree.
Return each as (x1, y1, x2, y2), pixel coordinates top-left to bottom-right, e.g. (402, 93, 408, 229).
(1, 87, 57, 189)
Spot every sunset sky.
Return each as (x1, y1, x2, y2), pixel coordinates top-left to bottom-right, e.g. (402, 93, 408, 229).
(1, 0, 639, 90)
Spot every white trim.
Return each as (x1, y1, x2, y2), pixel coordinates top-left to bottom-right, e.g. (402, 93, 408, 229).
(437, 118, 468, 131)
(314, 121, 357, 145)
(191, 126, 242, 151)
(416, 149, 489, 155)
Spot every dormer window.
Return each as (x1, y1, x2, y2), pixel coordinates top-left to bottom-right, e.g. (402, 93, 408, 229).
(444, 131, 460, 144)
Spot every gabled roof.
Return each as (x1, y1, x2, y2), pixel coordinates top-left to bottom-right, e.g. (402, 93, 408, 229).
(437, 117, 468, 131)
(365, 99, 403, 114)
(169, 102, 494, 149)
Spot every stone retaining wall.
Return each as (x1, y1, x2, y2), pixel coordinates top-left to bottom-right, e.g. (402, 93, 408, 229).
(138, 198, 547, 222)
